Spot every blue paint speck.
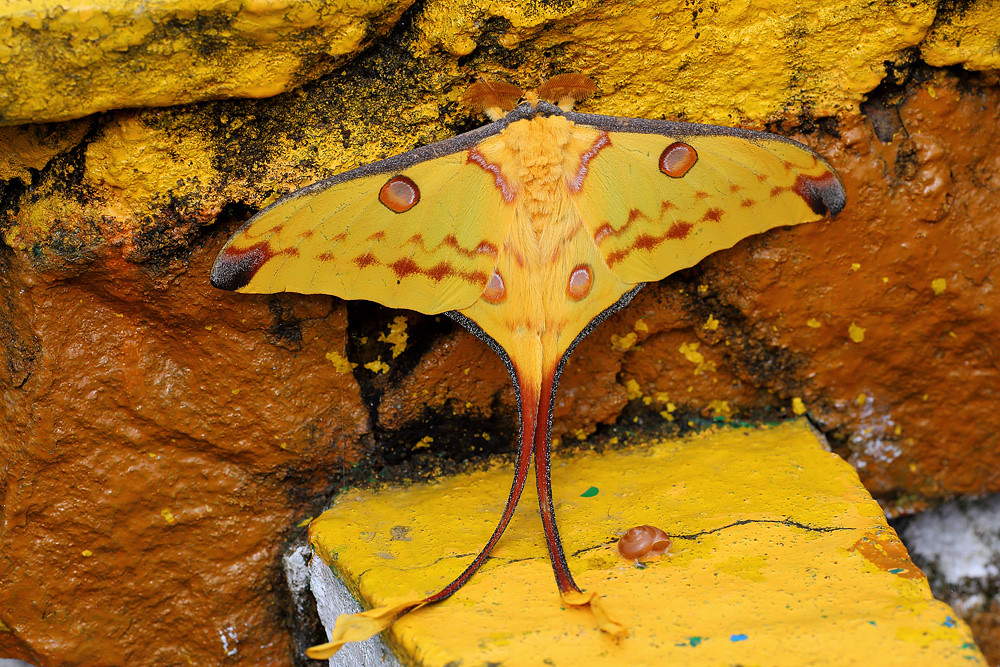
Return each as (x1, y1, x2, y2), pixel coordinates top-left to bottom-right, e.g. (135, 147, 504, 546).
(730, 634, 748, 642)
(944, 616, 957, 628)
(888, 567, 904, 574)
(580, 486, 599, 498)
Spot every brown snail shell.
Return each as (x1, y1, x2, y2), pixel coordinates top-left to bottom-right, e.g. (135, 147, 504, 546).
(618, 525, 672, 561)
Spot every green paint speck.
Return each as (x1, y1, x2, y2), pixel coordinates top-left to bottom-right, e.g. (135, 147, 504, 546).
(580, 486, 599, 497)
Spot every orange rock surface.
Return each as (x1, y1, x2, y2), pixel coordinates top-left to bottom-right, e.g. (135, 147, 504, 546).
(0, 242, 370, 664)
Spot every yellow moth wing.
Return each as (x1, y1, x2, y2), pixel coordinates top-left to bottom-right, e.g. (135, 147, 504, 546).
(212, 151, 513, 314)
(570, 127, 845, 285)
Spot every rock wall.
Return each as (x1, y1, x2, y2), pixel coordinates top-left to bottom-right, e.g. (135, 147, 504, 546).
(1, 0, 998, 664)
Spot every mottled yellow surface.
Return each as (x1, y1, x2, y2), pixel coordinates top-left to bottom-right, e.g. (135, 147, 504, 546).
(310, 421, 985, 665)
(1, 0, 954, 127)
(0, 121, 90, 181)
(0, 0, 413, 125)
(416, 0, 938, 122)
(922, 0, 1000, 71)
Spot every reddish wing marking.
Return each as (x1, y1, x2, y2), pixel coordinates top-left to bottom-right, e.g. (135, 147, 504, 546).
(379, 175, 421, 213)
(403, 234, 500, 260)
(665, 222, 693, 240)
(567, 132, 611, 193)
(468, 148, 517, 202)
(211, 240, 296, 291)
(385, 257, 488, 285)
(659, 142, 698, 178)
(566, 264, 593, 300)
(793, 172, 845, 216)
(701, 208, 724, 222)
(481, 271, 506, 303)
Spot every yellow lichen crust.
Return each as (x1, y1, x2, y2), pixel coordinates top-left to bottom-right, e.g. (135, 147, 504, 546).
(921, 0, 1000, 71)
(415, 0, 938, 121)
(309, 422, 985, 665)
(0, 0, 414, 125)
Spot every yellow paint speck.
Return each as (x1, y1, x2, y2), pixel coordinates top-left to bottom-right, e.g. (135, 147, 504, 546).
(623, 379, 643, 401)
(231, 388, 241, 395)
(611, 332, 638, 351)
(680, 342, 716, 375)
(279, 442, 288, 450)
(947, 331, 957, 339)
(413, 436, 434, 450)
(707, 400, 731, 419)
(82, 549, 94, 557)
(806, 318, 822, 328)
(851, 263, 861, 271)
(849, 323, 866, 343)
(463, 367, 471, 375)
(297, 516, 314, 528)
(931, 278, 947, 295)
(791, 397, 806, 415)
(378, 315, 409, 358)
(882, 277, 889, 283)
(633, 319, 649, 333)
(365, 359, 390, 374)
(697, 284, 708, 294)
(703, 314, 719, 331)
(160, 508, 175, 524)
(856, 393, 867, 406)
(326, 351, 357, 373)
(204, 325, 213, 331)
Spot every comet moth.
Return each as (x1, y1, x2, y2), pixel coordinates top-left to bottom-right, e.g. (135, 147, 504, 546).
(211, 74, 846, 657)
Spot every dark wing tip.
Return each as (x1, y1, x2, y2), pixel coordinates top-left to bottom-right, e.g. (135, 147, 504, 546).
(793, 171, 846, 217)
(210, 242, 272, 291)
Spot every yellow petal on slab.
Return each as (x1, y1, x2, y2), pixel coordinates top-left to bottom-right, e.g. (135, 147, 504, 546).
(305, 593, 426, 660)
(561, 589, 628, 639)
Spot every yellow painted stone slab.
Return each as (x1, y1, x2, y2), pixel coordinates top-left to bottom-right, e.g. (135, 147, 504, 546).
(314, 421, 984, 664)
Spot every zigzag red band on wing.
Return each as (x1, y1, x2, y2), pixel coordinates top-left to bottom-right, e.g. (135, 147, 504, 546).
(468, 148, 516, 203)
(389, 257, 488, 284)
(347, 251, 488, 286)
(604, 221, 693, 266)
(404, 233, 500, 260)
(593, 200, 678, 246)
(566, 132, 611, 193)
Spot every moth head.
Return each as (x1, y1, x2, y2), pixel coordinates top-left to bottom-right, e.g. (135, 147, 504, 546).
(536, 73, 598, 111)
(462, 80, 525, 121)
